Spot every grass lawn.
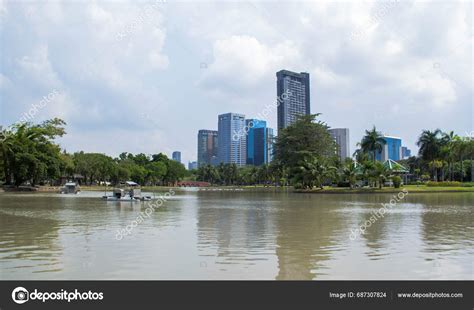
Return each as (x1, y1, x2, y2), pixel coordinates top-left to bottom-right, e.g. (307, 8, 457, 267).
(295, 185, 474, 194)
(33, 184, 474, 194)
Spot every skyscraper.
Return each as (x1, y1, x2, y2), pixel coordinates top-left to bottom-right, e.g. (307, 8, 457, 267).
(245, 119, 272, 166)
(266, 127, 274, 163)
(376, 136, 402, 161)
(197, 130, 218, 167)
(188, 161, 198, 170)
(172, 151, 181, 163)
(402, 146, 412, 159)
(276, 70, 310, 130)
(218, 113, 246, 166)
(328, 128, 350, 161)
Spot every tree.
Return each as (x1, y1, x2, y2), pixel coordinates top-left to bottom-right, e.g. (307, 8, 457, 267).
(273, 114, 337, 182)
(440, 131, 457, 181)
(1, 119, 66, 186)
(146, 161, 167, 185)
(340, 158, 357, 189)
(0, 128, 15, 184)
(417, 129, 442, 180)
(359, 126, 386, 162)
(292, 157, 336, 189)
(371, 161, 389, 189)
(164, 160, 186, 185)
(59, 151, 75, 179)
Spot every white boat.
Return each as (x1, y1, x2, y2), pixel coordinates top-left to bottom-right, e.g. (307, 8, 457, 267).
(102, 182, 151, 202)
(60, 182, 80, 194)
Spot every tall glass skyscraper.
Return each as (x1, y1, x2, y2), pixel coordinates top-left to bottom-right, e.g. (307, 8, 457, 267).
(172, 151, 181, 163)
(218, 113, 246, 166)
(276, 70, 310, 130)
(266, 128, 274, 163)
(197, 130, 218, 167)
(245, 119, 272, 166)
(376, 136, 402, 161)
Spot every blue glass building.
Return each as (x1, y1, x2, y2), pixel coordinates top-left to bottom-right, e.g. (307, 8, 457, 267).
(245, 119, 269, 166)
(402, 146, 412, 159)
(375, 136, 402, 161)
(172, 151, 181, 163)
(197, 130, 218, 167)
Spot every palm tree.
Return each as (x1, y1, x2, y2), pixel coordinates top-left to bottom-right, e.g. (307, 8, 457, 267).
(417, 129, 442, 180)
(293, 157, 335, 189)
(0, 128, 15, 185)
(340, 158, 357, 189)
(371, 161, 389, 189)
(453, 138, 469, 182)
(441, 131, 458, 181)
(360, 126, 386, 162)
(257, 164, 271, 186)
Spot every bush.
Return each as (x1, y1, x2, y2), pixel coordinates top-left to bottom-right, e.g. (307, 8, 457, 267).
(407, 180, 423, 185)
(421, 174, 431, 181)
(336, 181, 351, 188)
(392, 176, 402, 188)
(426, 181, 461, 187)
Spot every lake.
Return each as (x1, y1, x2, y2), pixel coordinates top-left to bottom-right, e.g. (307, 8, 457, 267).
(0, 189, 472, 280)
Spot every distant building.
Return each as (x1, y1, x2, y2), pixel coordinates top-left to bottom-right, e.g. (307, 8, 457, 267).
(188, 161, 198, 170)
(267, 127, 274, 163)
(402, 146, 412, 159)
(245, 119, 274, 166)
(172, 151, 181, 163)
(218, 113, 246, 166)
(328, 128, 350, 161)
(376, 136, 402, 161)
(197, 130, 218, 167)
(276, 70, 310, 130)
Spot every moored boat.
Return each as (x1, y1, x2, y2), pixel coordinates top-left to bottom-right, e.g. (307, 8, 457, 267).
(60, 182, 80, 194)
(102, 181, 151, 201)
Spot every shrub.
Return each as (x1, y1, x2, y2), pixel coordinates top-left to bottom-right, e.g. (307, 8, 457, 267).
(426, 181, 461, 187)
(336, 181, 351, 188)
(392, 176, 402, 188)
(421, 174, 431, 181)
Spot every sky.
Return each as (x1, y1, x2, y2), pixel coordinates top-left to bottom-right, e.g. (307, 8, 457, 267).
(0, 0, 472, 165)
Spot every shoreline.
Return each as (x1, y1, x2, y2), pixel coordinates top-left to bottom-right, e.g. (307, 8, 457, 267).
(2, 184, 473, 194)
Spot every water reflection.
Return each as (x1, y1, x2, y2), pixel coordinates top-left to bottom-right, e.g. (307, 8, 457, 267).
(0, 191, 472, 280)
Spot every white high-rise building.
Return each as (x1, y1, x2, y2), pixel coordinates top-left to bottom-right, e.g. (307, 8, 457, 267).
(217, 113, 247, 166)
(329, 128, 350, 160)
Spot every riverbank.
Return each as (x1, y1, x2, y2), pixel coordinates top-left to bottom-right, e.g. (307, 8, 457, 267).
(3, 184, 474, 194)
(295, 185, 474, 194)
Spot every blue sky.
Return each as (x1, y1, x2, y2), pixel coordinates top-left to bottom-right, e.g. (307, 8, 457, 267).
(0, 0, 472, 164)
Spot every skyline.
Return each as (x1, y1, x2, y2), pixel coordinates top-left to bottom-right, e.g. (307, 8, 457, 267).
(1, 1, 472, 165)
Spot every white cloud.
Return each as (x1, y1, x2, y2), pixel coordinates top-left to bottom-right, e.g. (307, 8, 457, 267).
(0, 0, 471, 163)
(200, 35, 299, 94)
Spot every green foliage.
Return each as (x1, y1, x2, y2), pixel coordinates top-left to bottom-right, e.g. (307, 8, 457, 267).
(2, 118, 473, 189)
(392, 175, 402, 188)
(340, 158, 357, 189)
(273, 114, 338, 186)
(359, 126, 386, 162)
(1, 118, 66, 186)
(425, 181, 462, 187)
